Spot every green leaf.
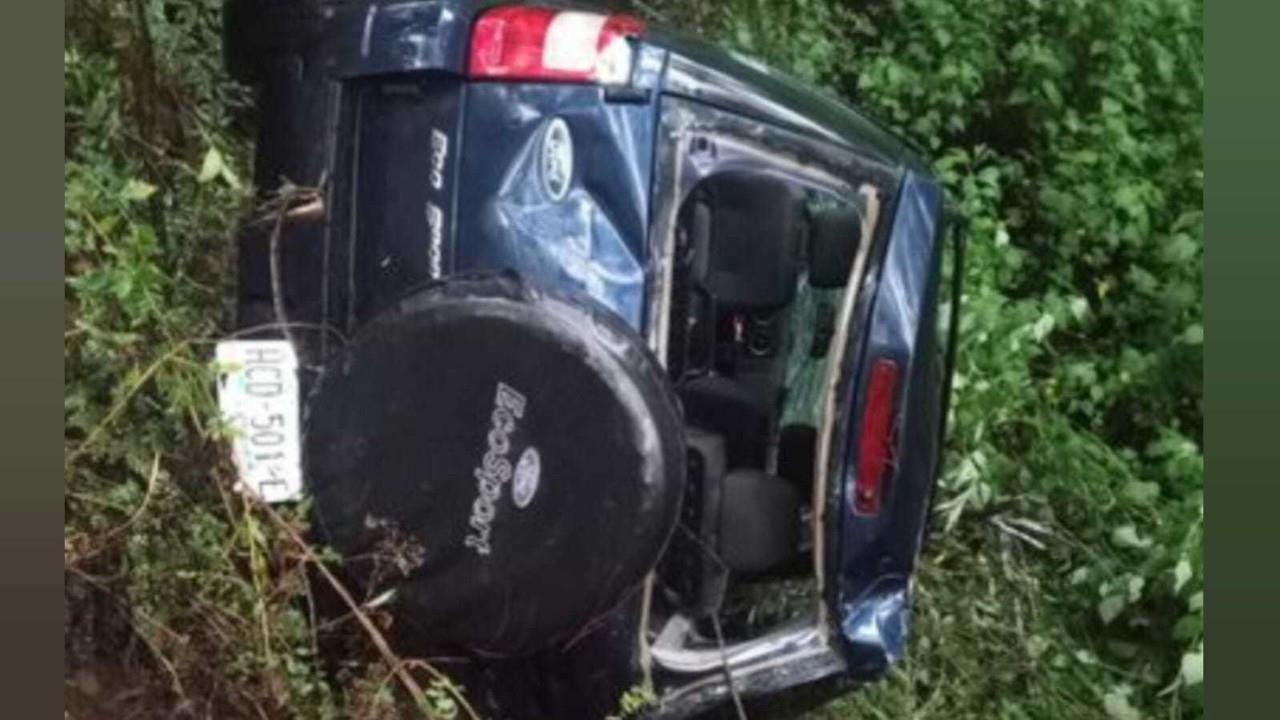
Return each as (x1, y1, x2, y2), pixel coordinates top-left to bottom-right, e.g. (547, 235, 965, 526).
(1098, 595, 1126, 624)
(1111, 525, 1152, 550)
(221, 163, 242, 190)
(1173, 614, 1203, 642)
(1031, 313, 1056, 342)
(1103, 688, 1142, 720)
(1123, 481, 1161, 504)
(1127, 575, 1145, 602)
(1181, 324, 1204, 345)
(1041, 79, 1063, 108)
(123, 178, 157, 202)
(1173, 559, 1193, 593)
(1127, 265, 1159, 294)
(1069, 296, 1090, 321)
(197, 146, 241, 189)
(1163, 233, 1199, 263)
(1180, 650, 1203, 687)
(198, 147, 225, 184)
(1025, 635, 1050, 659)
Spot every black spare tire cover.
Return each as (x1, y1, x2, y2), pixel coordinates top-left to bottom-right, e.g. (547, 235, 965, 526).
(304, 275, 685, 656)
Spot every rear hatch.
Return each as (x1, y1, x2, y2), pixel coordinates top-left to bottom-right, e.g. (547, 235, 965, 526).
(827, 173, 959, 677)
(230, 1, 662, 339)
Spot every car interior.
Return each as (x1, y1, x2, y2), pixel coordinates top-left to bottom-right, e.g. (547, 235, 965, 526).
(654, 170, 866, 653)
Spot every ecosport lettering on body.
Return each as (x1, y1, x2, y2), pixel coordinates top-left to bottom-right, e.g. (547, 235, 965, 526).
(425, 127, 448, 279)
(464, 382, 535, 556)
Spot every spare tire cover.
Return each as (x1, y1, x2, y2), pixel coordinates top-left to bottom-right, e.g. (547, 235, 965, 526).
(304, 274, 685, 656)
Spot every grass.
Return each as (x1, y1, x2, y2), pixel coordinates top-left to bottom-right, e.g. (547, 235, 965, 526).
(66, 1, 1202, 718)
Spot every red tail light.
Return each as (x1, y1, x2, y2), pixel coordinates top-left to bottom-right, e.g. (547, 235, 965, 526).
(854, 358, 900, 515)
(468, 5, 645, 84)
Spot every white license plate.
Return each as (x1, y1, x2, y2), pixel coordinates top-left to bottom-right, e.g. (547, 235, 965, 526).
(215, 340, 303, 503)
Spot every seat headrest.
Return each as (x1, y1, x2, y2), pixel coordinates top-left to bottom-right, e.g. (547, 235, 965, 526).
(807, 203, 864, 289)
(689, 172, 806, 310)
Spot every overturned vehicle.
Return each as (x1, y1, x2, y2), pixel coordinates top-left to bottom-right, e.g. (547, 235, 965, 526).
(220, 1, 964, 717)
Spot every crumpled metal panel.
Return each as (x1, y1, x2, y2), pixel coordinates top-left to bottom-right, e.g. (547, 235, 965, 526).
(483, 130, 647, 328)
(454, 83, 658, 331)
(838, 576, 910, 676)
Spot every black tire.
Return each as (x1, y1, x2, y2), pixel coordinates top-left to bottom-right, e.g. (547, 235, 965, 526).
(303, 273, 687, 656)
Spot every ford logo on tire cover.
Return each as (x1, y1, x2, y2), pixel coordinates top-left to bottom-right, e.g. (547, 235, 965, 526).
(512, 446, 541, 509)
(540, 118, 573, 202)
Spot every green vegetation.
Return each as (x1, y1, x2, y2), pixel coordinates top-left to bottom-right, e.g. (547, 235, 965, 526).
(65, 2, 453, 717)
(66, 0, 1202, 717)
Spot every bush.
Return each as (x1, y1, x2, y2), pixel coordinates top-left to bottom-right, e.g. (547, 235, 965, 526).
(66, 3, 357, 717)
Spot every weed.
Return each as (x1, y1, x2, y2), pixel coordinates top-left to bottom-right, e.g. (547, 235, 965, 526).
(65, 2, 457, 717)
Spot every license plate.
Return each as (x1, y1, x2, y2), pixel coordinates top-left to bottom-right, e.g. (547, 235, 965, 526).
(215, 340, 302, 503)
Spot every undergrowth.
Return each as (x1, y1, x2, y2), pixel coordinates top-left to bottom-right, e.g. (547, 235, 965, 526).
(66, 0, 1202, 718)
(65, 2, 464, 718)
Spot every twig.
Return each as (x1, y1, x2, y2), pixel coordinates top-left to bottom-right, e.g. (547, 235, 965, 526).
(301, 569, 322, 662)
(709, 613, 748, 720)
(67, 565, 188, 702)
(132, 617, 188, 703)
(241, 505, 277, 669)
(674, 524, 747, 719)
(990, 515, 1047, 550)
(268, 194, 297, 351)
(402, 659, 483, 720)
(261, 183, 327, 352)
(65, 342, 192, 474)
(66, 453, 163, 566)
(249, 498, 445, 717)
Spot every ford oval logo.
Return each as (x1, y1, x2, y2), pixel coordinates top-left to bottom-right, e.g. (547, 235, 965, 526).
(540, 118, 574, 202)
(512, 446, 541, 510)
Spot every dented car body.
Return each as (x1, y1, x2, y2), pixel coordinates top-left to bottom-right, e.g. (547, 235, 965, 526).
(226, 1, 962, 717)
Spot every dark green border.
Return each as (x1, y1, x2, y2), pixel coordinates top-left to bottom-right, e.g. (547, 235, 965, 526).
(1209, 1, 1280, 715)
(3, 0, 64, 712)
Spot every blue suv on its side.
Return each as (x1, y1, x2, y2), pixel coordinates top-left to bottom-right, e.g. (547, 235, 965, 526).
(226, 2, 964, 717)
